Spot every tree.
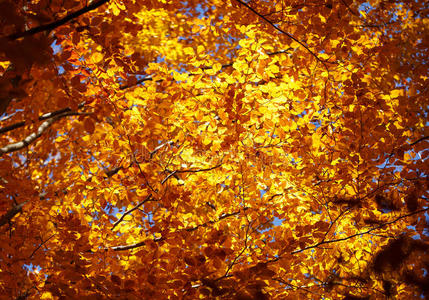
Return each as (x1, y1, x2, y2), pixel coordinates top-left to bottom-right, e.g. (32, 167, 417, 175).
(0, 0, 428, 298)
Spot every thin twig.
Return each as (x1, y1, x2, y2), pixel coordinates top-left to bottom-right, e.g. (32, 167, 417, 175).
(291, 207, 429, 254)
(0, 201, 28, 227)
(233, 0, 328, 68)
(161, 163, 222, 184)
(28, 234, 55, 259)
(110, 241, 148, 251)
(185, 207, 249, 232)
(125, 134, 157, 192)
(149, 141, 173, 159)
(119, 49, 293, 90)
(0, 111, 90, 156)
(7, 0, 110, 40)
(111, 194, 153, 230)
(161, 170, 178, 184)
(0, 103, 85, 135)
(218, 220, 251, 280)
(119, 76, 154, 90)
(340, 0, 359, 16)
(175, 164, 223, 174)
(409, 136, 428, 147)
(108, 207, 249, 251)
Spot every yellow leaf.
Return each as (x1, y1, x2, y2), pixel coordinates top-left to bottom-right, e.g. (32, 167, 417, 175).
(390, 89, 403, 98)
(41, 292, 53, 299)
(184, 47, 194, 55)
(110, 2, 121, 16)
(212, 63, 222, 73)
(0, 60, 10, 71)
(91, 52, 104, 64)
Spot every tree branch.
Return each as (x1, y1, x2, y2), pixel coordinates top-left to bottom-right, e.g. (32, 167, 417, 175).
(111, 194, 154, 230)
(119, 76, 154, 90)
(7, 0, 110, 40)
(409, 136, 428, 147)
(0, 201, 28, 227)
(175, 163, 223, 174)
(185, 208, 249, 232)
(340, 0, 360, 16)
(119, 49, 293, 90)
(0, 103, 85, 135)
(149, 141, 173, 159)
(233, 0, 328, 68)
(28, 234, 55, 259)
(0, 111, 89, 156)
(290, 207, 429, 255)
(110, 241, 148, 251)
(104, 166, 123, 178)
(161, 163, 223, 184)
(108, 207, 249, 251)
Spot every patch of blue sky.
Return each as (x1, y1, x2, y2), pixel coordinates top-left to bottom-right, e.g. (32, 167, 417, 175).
(358, 2, 372, 12)
(195, 3, 208, 18)
(51, 40, 66, 74)
(259, 186, 284, 228)
(23, 263, 42, 274)
(51, 40, 62, 55)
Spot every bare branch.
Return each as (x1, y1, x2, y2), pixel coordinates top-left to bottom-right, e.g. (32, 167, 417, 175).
(409, 135, 428, 147)
(161, 170, 178, 185)
(0, 201, 28, 227)
(109, 236, 164, 251)
(149, 141, 173, 159)
(119, 49, 293, 90)
(119, 76, 154, 90)
(111, 194, 154, 230)
(175, 164, 223, 174)
(104, 166, 123, 178)
(125, 134, 157, 192)
(0, 111, 89, 156)
(340, 0, 360, 16)
(6, 0, 110, 40)
(28, 234, 55, 259)
(185, 209, 246, 232)
(161, 163, 223, 184)
(0, 103, 85, 135)
(290, 207, 429, 255)
(108, 207, 249, 251)
(0, 121, 26, 135)
(233, 0, 328, 68)
(110, 241, 147, 251)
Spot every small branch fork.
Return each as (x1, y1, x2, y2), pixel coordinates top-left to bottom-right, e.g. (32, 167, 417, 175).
(0, 200, 28, 227)
(0, 111, 90, 156)
(106, 207, 250, 252)
(111, 194, 154, 230)
(161, 163, 223, 185)
(149, 141, 173, 159)
(232, 0, 331, 103)
(185, 207, 250, 233)
(218, 220, 252, 281)
(409, 135, 428, 147)
(28, 234, 56, 259)
(0, 103, 85, 135)
(288, 207, 429, 256)
(233, 0, 329, 69)
(106, 206, 429, 280)
(6, 0, 110, 40)
(118, 49, 293, 90)
(107, 193, 281, 250)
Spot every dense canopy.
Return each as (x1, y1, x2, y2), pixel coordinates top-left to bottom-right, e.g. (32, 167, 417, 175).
(0, 0, 428, 299)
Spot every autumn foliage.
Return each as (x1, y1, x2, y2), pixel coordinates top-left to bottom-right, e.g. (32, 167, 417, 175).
(0, 0, 428, 298)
